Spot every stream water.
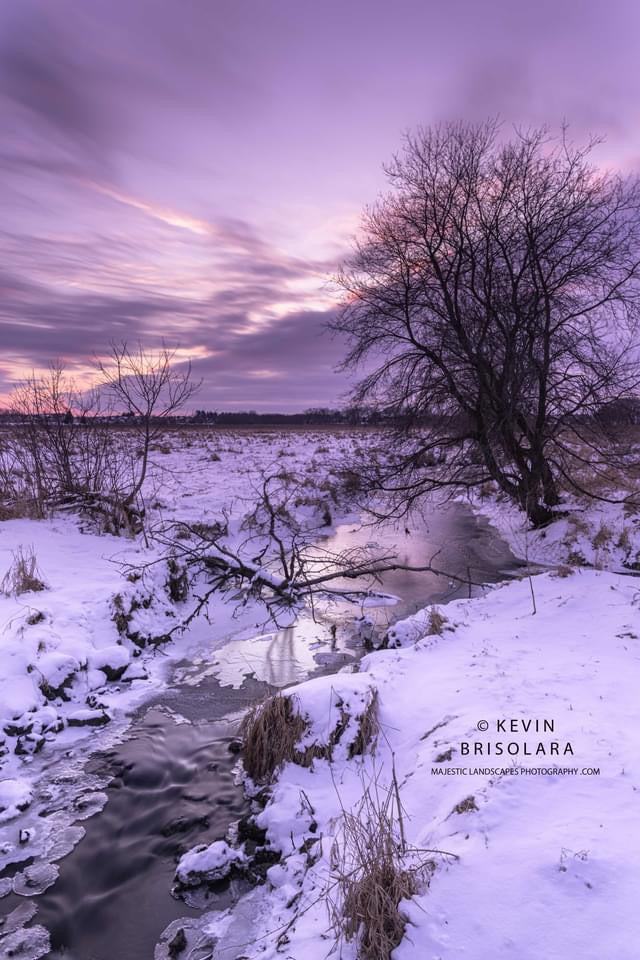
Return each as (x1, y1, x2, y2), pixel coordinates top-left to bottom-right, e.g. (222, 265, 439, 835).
(0, 503, 522, 960)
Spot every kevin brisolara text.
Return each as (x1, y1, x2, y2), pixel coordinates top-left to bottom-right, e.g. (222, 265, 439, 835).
(460, 740, 574, 756)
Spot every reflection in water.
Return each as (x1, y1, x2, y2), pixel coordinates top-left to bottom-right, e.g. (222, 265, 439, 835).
(175, 503, 522, 693)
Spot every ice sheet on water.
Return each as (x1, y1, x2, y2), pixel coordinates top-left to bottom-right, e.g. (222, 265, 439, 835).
(44, 823, 86, 861)
(155, 906, 236, 960)
(1, 899, 37, 934)
(72, 791, 108, 821)
(13, 862, 59, 896)
(0, 742, 114, 959)
(0, 923, 50, 959)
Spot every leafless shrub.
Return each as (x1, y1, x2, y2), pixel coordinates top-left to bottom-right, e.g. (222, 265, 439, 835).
(2, 364, 141, 533)
(2, 365, 121, 521)
(0, 347, 197, 536)
(98, 342, 199, 514)
(1, 546, 47, 596)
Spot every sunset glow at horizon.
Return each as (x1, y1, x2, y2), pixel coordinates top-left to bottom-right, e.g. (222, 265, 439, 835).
(2, 0, 640, 410)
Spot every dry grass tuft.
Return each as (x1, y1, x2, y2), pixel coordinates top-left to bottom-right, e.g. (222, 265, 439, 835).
(348, 690, 379, 759)
(566, 548, 587, 567)
(617, 527, 632, 553)
(592, 522, 613, 550)
(568, 515, 590, 537)
(241, 688, 380, 783)
(0, 499, 40, 522)
(1, 545, 47, 596)
(427, 607, 447, 635)
(328, 774, 435, 960)
(452, 794, 478, 815)
(240, 693, 308, 783)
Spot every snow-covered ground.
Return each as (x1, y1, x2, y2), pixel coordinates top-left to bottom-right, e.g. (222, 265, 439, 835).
(204, 566, 640, 960)
(2, 427, 640, 959)
(164, 477, 640, 960)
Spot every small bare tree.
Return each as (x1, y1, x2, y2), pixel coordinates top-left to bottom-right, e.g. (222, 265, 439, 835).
(334, 121, 640, 525)
(1, 348, 197, 533)
(98, 342, 199, 510)
(4, 364, 128, 524)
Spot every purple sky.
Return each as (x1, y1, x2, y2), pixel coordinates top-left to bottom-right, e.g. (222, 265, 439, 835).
(2, 0, 640, 410)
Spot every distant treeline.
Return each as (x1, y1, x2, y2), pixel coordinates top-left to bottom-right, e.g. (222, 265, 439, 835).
(0, 406, 387, 427)
(1, 399, 639, 428)
(190, 407, 384, 425)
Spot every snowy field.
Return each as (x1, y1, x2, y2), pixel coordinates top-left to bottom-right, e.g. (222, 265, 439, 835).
(1, 426, 640, 958)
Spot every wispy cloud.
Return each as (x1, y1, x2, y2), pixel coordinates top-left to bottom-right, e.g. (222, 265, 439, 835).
(89, 182, 213, 237)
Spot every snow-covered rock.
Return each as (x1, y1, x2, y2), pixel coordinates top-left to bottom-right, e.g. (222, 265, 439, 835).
(88, 644, 130, 680)
(175, 840, 246, 887)
(0, 778, 33, 824)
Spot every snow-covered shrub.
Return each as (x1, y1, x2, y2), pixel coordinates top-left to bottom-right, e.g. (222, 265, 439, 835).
(385, 605, 448, 647)
(110, 565, 177, 647)
(87, 645, 130, 682)
(37, 651, 81, 701)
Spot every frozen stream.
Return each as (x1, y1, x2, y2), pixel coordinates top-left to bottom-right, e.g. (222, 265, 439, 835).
(0, 503, 523, 959)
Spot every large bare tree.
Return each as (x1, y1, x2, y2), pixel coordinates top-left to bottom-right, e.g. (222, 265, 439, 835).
(334, 122, 640, 525)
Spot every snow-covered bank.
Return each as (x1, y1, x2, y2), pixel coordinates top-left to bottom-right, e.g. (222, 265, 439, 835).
(203, 566, 640, 960)
(470, 490, 640, 572)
